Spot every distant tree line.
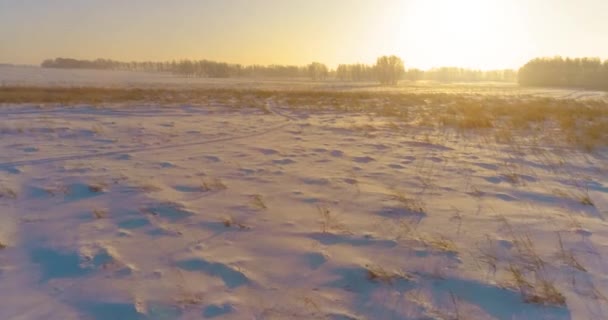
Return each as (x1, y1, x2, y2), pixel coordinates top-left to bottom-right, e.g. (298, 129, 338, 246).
(518, 57, 608, 90)
(39, 56, 608, 90)
(336, 63, 376, 81)
(405, 67, 517, 82)
(308, 62, 329, 80)
(41, 58, 310, 78)
(41, 56, 407, 85)
(40, 56, 513, 85)
(337, 62, 515, 83)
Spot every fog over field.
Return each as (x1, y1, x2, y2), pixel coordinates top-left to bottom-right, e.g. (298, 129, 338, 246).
(2, 66, 607, 101)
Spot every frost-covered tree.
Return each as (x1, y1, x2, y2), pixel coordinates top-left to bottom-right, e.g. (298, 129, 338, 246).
(375, 55, 404, 85)
(307, 62, 329, 80)
(518, 57, 608, 90)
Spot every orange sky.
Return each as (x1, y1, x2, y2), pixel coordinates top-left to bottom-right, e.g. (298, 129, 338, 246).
(1, 0, 607, 69)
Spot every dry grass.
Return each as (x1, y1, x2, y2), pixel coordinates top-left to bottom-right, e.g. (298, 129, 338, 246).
(2, 86, 607, 153)
(556, 232, 586, 272)
(424, 235, 459, 254)
(200, 178, 227, 192)
(250, 194, 267, 210)
(222, 216, 250, 230)
(553, 189, 595, 207)
(391, 191, 426, 215)
(579, 195, 595, 207)
(175, 292, 206, 308)
(365, 264, 413, 284)
(0, 187, 18, 199)
(508, 265, 566, 306)
(93, 208, 108, 219)
(495, 218, 568, 307)
(317, 205, 349, 234)
(136, 183, 162, 193)
(91, 124, 105, 135)
(88, 183, 107, 193)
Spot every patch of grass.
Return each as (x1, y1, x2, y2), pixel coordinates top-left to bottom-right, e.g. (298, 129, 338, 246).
(579, 195, 595, 207)
(175, 292, 206, 307)
(500, 218, 545, 271)
(501, 160, 524, 185)
(365, 264, 413, 284)
(44, 185, 69, 196)
(498, 219, 567, 307)
(137, 183, 162, 193)
(91, 124, 104, 135)
(3, 86, 608, 152)
(553, 189, 595, 207)
(251, 194, 267, 209)
(93, 208, 108, 219)
(513, 235, 545, 271)
(502, 172, 521, 185)
(394, 217, 417, 240)
(391, 191, 425, 215)
(475, 243, 499, 276)
(425, 235, 458, 254)
(200, 178, 227, 192)
(88, 183, 107, 193)
(450, 207, 463, 235)
(468, 185, 484, 198)
(526, 278, 567, 307)
(556, 232, 586, 272)
(494, 128, 515, 144)
(507, 265, 566, 306)
(222, 216, 250, 230)
(0, 187, 18, 199)
(317, 205, 349, 234)
(458, 113, 494, 129)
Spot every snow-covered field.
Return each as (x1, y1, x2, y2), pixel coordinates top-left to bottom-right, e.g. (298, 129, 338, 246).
(1, 67, 608, 319)
(1, 65, 607, 101)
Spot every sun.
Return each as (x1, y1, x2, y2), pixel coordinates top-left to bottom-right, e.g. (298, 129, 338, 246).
(383, 0, 529, 69)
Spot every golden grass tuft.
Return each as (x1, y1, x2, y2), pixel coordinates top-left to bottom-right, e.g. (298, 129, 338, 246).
(2, 86, 607, 151)
(93, 208, 108, 219)
(251, 194, 267, 210)
(200, 178, 227, 192)
(0, 187, 18, 199)
(365, 264, 413, 284)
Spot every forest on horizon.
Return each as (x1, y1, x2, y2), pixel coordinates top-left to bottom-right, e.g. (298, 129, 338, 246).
(39, 56, 608, 90)
(39, 56, 517, 83)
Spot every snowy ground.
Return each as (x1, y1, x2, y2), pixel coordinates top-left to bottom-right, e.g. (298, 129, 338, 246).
(1, 67, 608, 319)
(0, 96, 607, 320)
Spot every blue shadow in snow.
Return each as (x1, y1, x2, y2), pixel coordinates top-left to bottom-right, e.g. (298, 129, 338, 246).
(31, 248, 90, 282)
(30, 247, 112, 283)
(309, 233, 397, 248)
(176, 258, 249, 289)
(203, 304, 234, 318)
(432, 277, 571, 320)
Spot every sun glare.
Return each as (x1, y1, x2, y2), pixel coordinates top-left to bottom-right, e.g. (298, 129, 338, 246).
(387, 0, 529, 69)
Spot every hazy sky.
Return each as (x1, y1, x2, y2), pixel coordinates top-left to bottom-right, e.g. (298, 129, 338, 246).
(1, 0, 607, 69)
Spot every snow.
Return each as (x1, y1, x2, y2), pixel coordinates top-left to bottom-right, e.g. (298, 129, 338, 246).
(0, 68, 608, 319)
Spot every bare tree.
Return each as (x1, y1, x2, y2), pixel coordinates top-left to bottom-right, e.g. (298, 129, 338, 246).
(307, 62, 329, 81)
(519, 56, 608, 90)
(375, 55, 405, 85)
